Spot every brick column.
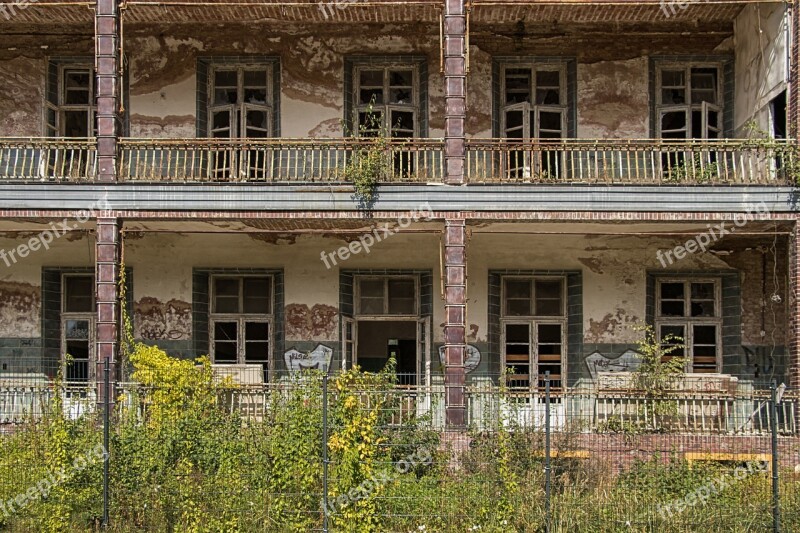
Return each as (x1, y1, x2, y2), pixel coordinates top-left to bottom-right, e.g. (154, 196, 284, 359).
(96, 218, 120, 404)
(95, 0, 120, 182)
(444, 0, 466, 185)
(444, 218, 467, 428)
(790, 222, 800, 390)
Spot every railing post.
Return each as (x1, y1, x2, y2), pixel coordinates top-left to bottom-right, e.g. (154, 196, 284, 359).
(322, 371, 329, 533)
(770, 380, 781, 533)
(544, 371, 552, 533)
(102, 356, 110, 529)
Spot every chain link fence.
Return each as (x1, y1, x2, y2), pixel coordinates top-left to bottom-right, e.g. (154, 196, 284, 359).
(0, 361, 798, 532)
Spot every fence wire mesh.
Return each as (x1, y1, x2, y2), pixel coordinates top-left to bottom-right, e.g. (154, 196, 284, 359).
(0, 366, 797, 532)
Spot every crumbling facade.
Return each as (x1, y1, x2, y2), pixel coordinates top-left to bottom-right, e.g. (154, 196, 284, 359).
(0, 0, 797, 427)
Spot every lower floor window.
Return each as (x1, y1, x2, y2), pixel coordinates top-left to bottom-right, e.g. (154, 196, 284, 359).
(658, 323, 720, 373)
(502, 321, 564, 390)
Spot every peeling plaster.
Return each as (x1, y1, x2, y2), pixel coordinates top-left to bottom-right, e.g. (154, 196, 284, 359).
(285, 303, 338, 341)
(134, 297, 192, 341)
(587, 307, 640, 344)
(0, 281, 40, 338)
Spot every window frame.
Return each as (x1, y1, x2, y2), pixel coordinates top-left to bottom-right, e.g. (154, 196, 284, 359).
(60, 273, 95, 384)
(353, 64, 420, 137)
(207, 64, 274, 139)
(500, 275, 568, 390)
(499, 63, 568, 140)
(47, 62, 96, 138)
(354, 275, 419, 318)
(208, 275, 275, 380)
(655, 278, 723, 373)
(655, 62, 724, 140)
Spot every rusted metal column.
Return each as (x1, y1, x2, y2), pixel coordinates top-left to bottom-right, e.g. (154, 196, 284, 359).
(444, 218, 467, 428)
(95, 0, 120, 182)
(95, 217, 120, 405)
(444, 0, 466, 185)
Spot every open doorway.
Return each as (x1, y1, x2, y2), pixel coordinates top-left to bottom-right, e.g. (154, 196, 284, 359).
(357, 321, 418, 385)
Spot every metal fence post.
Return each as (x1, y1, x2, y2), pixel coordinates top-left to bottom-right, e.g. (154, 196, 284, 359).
(322, 372, 329, 533)
(102, 357, 110, 529)
(770, 380, 780, 533)
(544, 371, 551, 533)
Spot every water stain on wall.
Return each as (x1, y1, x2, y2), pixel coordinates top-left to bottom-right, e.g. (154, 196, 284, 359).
(134, 297, 192, 341)
(0, 281, 40, 338)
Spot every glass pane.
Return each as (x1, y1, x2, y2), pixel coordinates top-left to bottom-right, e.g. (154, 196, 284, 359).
(506, 324, 529, 343)
(246, 110, 268, 130)
(538, 323, 561, 344)
(214, 322, 237, 341)
(389, 70, 412, 87)
(661, 70, 686, 104)
(244, 342, 269, 362)
(660, 325, 685, 358)
(661, 111, 687, 133)
(505, 110, 523, 130)
(505, 68, 531, 104)
(661, 301, 684, 316)
(691, 282, 714, 300)
(214, 89, 238, 105)
(358, 111, 383, 134)
(536, 70, 561, 105)
(539, 111, 563, 133)
(359, 89, 383, 105)
(505, 279, 531, 316)
(214, 342, 237, 362)
(65, 319, 90, 340)
(214, 279, 239, 313)
(65, 340, 89, 381)
(388, 279, 415, 315)
(243, 278, 270, 314)
(359, 279, 384, 314)
(691, 68, 717, 104)
(535, 280, 562, 316)
(212, 110, 232, 130)
(244, 89, 268, 105)
(360, 70, 383, 86)
(214, 70, 237, 87)
(390, 110, 414, 132)
(389, 88, 412, 105)
(245, 321, 269, 341)
(63, 111, 90, 137)
(64, 70, 90, 104)
(693, 325, 716, 345)
(661, 282, 684, 300)
(64, 276, 93, 312)
(243, 69, 267, 87)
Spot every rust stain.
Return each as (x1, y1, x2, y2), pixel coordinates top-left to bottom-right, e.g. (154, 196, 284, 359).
(134, 297, 192, 341)
(0, 281, 40, 338)
(285, 303, 338, 341)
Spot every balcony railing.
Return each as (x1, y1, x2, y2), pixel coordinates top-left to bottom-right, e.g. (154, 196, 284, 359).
(118, 138, 445, 183)
(466, 139, 799, 185)
(0, 138, 96, 182)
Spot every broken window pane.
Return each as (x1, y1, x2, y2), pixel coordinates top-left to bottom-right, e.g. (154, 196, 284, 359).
(65, 276, 94, 313)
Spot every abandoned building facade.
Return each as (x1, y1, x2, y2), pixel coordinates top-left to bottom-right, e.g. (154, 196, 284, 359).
(0, 0, 797, 428)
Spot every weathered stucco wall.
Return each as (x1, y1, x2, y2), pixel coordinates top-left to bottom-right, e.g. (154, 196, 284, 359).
(126, 231, 444, 345)
(0, 229, 94, 338)
(734, 3, 788, 134)
(125, 24, 446, 139)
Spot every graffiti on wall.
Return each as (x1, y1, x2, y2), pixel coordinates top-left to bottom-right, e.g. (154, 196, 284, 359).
(437, 344, 481, 374)
(283, 344, 333, 373)
(585, 349, 642, 380)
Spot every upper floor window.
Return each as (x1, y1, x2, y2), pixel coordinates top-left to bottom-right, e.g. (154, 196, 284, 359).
(46, 62, 95, 137)
(656, 279, 721, 373)
(500, 64, 567, 140)
(656, 64, 723, 140)
(210, 276, 273, 382)
(208, 65, 273, 139)
(354, 65, 418, 138)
